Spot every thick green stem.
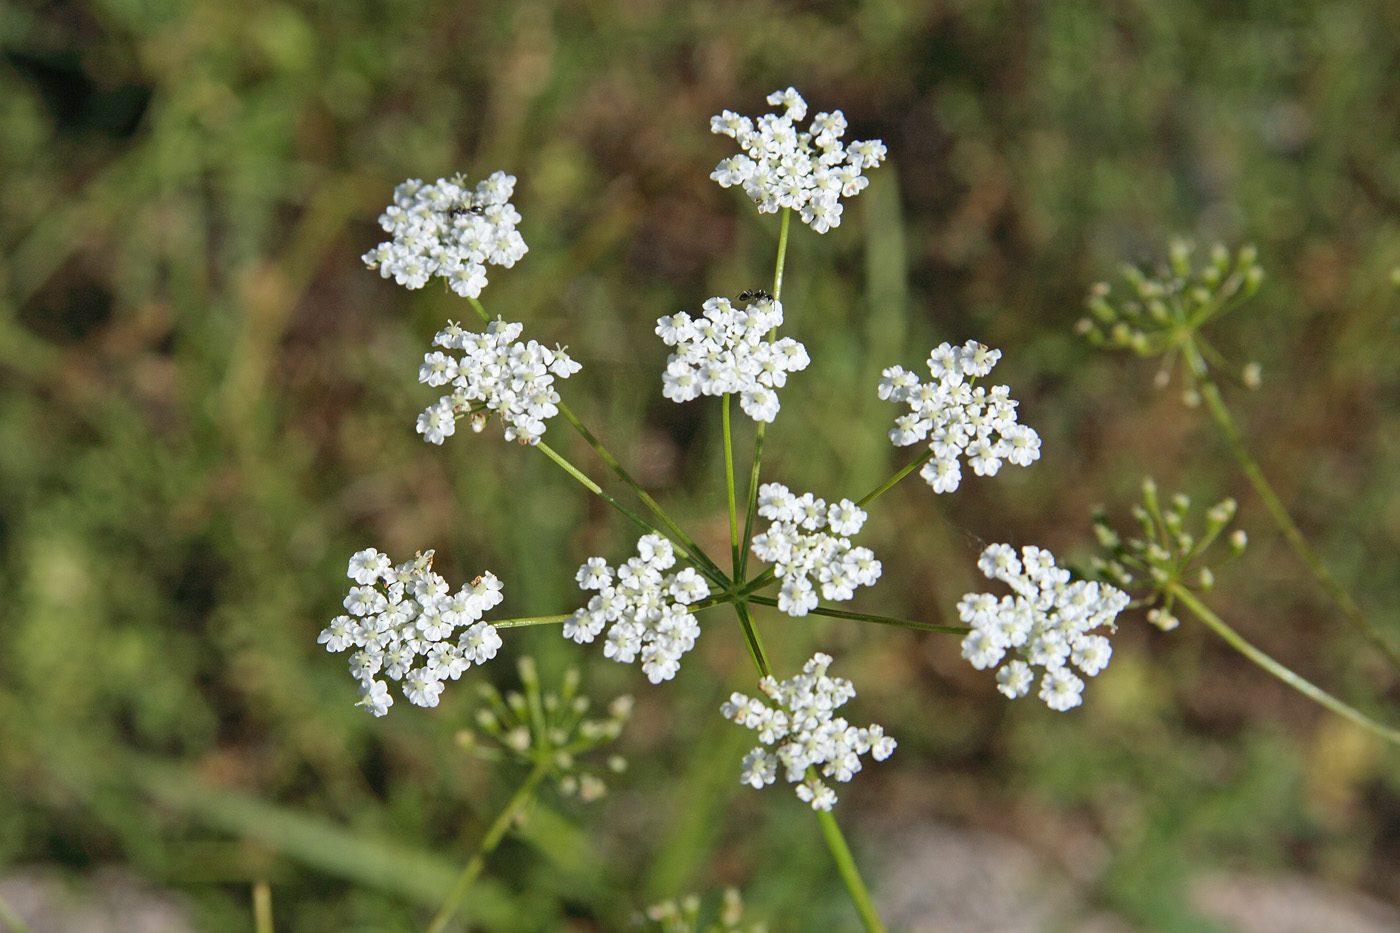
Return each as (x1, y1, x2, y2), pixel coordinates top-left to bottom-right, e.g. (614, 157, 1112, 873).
(556, 403, 728, 585)
(816, 808, 887, 933)
(1197, 378, 1400, 673)
(1171, 584, 1400, 746)
(425, 760, 550, 933)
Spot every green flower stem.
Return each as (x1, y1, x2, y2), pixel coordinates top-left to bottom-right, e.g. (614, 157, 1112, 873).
(733, 599, 772, 679)
(425, 759, 550, 933)
(737, 421, 767, 582)
(773, 207, 791, 301)
(735, 208, 794, 582)
(746, 596, 969, 634)
(535, 440, 727, 589)
(1170, 584, 1400, 746)
(857, 448, 935, 508)
(468, 295, 491, 324)
(253, 881, 273, 933)
(1196, 377, 1400, 673)
(724, 393, 741, 574)
(555, 402, 728, 585)
(491, 614, 571, 629)
(816, 807, 887, 933)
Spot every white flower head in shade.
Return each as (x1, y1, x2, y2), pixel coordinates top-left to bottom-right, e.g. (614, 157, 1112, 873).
(564, 534, 711, 684)
(958, 544, 1130, 711)
(362, 171, 527, 297)
(722, 652, 896, 811)
(320, 549, 505, 716)
(656, 294, 810, 423)
(750, 483, 881, 617)
(879, 340, 1041, 494)
(417, 317, 580, 446)
(710, 87, 887, 233)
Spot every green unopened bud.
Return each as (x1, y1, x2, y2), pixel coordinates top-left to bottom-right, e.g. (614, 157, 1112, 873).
(1182, 387, 1201, 408)
(1237, 243, 1258, 267)
(1196, 566, 1215, 591)
(578, 774, 607, 802)
(608, 754, 628, 773)
(475, 708, 501, 732)
(1189, 285, 1212, 307)
(517, 655, 539, 690)
(609, 694, 636, 719)
(505, 725, 531, 752)
(455, 729, 478, 751)
(1169, 238, 1193, 276)
(1206, 498, 1237, 529)
(1094, 522, 1121, 549)
(1229, 529, 1248, 552)
(1146, 607, 1180, 631)
(1147, 298, 1170, 322)
(1243, 264, 1264, 294)
(1242, 362, 1261, 390)
(506, 691, 528, 717)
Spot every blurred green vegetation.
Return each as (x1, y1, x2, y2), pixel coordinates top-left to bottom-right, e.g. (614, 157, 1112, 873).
(2, 0, 1400, 930)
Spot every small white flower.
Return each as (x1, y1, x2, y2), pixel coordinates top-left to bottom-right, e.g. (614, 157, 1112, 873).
(322, 553, 505, 716)
(959, 544, 1129, 711)
(657, 296, 808, 422)
(724, 653, 895, 810)
(882, 341, 1040, 494)
(750, 483, 881, 617)
(568, 536, 709, 681)
(710, 89, 886, 232)
(364, 171, 527, 296)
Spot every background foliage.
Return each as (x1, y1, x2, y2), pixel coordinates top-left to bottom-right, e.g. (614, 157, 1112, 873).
(3, 0, 1399, 929)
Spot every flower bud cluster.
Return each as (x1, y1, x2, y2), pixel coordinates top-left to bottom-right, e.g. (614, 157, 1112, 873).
(1079, 240, 1264, 388)
(638, 888, 763, 933)
(657, 296, 810, 423)
(320, 549, 505, 717)
(710, 87, 887, 233)
(879, 341, 1041, 494)
(362, 172, 527, 297)
(417, 317, 580, 445)
(750, 483, 882, 617)
(959, 544, 1130, 711)
(722, 653, 896, 811)
(564, 534, 711, 684)
(457, 657, 633, 802)
(1088, 478, 1247, 631)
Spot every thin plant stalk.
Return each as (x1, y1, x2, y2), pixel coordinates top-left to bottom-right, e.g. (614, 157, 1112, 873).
(737, 208, 794, 582)
(425, 759, 550, 933)
(536, 441, 728, 589)
(556, 402, 729, 584)
(1171, 584, 1400, 746)
(817, 809, 888, 933)
(252, 881, 273, 933)
(1195, 375, 1400, 673)
(724, 393, 741, 574)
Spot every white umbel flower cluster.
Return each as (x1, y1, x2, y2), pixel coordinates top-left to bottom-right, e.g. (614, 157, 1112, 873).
(319, 549, 505, 717)
(750, 483, 882, 617)
(722, 652, 896, 811)
(710, 87, 887, 233)
(959, 544, 1131, 711)
(879, 341, 1042, 494)
(418, 318, 581, 446)
(564, 534, 711, 685)
(656, 295, 810, 423)
(362, 171, 527, 298)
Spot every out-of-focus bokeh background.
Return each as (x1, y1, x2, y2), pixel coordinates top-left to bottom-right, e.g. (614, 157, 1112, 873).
(3, 1, 1400, 930)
